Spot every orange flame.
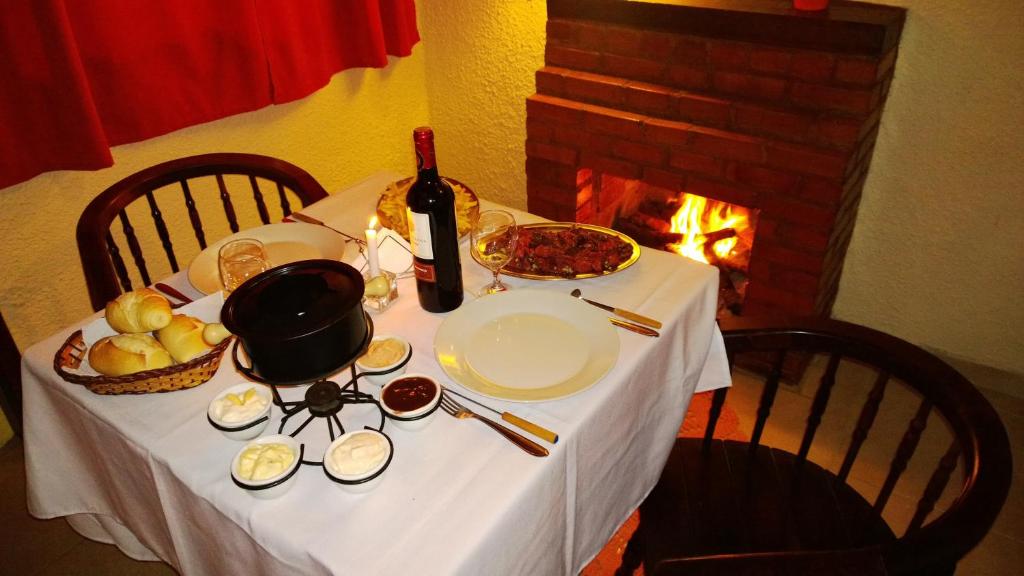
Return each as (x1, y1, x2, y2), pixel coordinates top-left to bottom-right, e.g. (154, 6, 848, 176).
(668, 193, 747, 264)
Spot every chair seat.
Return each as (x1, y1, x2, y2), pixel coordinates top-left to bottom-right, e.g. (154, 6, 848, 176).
(639, 438, 897, 573)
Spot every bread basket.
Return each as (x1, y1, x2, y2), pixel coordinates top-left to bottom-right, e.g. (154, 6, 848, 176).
(53, 330, 232, 395)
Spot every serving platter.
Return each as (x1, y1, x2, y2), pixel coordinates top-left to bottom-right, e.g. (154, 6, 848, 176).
(434, 290, 619, 402)
(188, 223, 350, 295)
(375, 176, 480, 241)
(503, 223, 640, 280)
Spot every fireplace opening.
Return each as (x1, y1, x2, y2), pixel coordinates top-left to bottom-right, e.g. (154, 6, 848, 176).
(606, 176, 760, 317)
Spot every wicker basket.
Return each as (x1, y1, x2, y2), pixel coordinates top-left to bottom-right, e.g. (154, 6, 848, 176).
(53, 330, 233, 395)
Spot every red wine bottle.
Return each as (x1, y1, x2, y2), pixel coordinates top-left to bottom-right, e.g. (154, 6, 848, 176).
(406, 127, 464, 312)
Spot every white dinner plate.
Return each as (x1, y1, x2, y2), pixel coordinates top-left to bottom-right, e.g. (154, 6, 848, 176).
(187, 223, 350, 294)
(434, 290, 619, 402)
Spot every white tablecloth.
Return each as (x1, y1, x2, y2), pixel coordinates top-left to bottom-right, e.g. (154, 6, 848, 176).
(23, 172, 729, 575)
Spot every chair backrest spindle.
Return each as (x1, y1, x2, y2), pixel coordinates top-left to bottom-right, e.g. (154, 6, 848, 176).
(276, 181, 294, 217)
(702, 387, 729, 451)
(179, 179, 206, 249)
(797, 352, 841, 464)
(117, 211, 152, 287)
(749, 348, 785, 452)
(837, 371, 890, 482)
(144, 190, 179, 273)
(105, 231, 132, 294)
(250, 175, 271, 225)
(215, 174, 241, 233)
(908, 441, 961, 534)
(874, 399, 933, 513)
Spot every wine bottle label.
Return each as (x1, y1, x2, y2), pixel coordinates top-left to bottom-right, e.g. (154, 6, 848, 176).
(407, 209, 434, 259)
(413, 261, 436, 283)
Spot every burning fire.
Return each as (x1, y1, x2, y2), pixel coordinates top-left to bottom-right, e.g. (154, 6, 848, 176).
(669, 193, 748, 264)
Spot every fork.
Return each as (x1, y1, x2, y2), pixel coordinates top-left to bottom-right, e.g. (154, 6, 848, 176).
(439, 395, 549, 457)
(288, 212, 367, 245)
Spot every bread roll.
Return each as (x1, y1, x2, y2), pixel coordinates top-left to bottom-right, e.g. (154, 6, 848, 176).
(202, 322, 232, 346)
(105, 289, 173, 334)
(156, 314, 212, 363)
(89, 334, 174, 376)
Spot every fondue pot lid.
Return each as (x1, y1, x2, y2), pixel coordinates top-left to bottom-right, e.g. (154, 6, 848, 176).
(222, 259, 365, 340)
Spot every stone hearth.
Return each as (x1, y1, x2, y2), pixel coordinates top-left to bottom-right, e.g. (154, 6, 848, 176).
(525, 0, 905, 318)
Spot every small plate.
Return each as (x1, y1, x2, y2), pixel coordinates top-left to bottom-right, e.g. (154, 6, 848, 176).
(434, 290, 619, 402)
(187, 223, 350, 294)
(375, 176, 480, 241)
(503, 223, 640, 280)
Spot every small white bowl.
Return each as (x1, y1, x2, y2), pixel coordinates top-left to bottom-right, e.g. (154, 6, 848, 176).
(380, 373, 442, 431)
(208, 383, 273, 441)
(355, 335, 411, 387)
(323, 429, 393, 494)
(230, 434, 302, 499)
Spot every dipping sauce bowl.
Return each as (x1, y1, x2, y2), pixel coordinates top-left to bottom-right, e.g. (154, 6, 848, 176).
(208, 382, 272, 441)
(354, 335, 411, 387)
(230, 434, 302, 499)
(323, 430, 393, 494)
(380, 373, 441, 431)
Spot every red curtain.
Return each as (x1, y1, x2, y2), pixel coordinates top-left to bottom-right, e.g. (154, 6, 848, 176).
(0, 0, 419, 190)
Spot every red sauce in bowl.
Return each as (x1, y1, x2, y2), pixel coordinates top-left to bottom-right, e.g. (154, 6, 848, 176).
(383, 377, 437, 413)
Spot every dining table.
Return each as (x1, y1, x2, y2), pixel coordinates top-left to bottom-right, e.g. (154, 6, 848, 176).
(21, 171, 731, 575)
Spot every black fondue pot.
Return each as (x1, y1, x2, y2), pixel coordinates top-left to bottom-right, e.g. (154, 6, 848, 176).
(222, 259, 370, 384)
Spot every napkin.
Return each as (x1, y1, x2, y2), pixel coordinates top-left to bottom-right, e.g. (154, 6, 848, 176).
(351, 227, 414, 276)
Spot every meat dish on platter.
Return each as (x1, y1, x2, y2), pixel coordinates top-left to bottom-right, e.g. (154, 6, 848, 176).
(504, 223, 640, 280)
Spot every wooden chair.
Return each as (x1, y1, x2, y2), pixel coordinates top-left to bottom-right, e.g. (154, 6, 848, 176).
(77, 153, 328, 311)
(0, 310, 22, 436)
(618, 316, 1012, 576)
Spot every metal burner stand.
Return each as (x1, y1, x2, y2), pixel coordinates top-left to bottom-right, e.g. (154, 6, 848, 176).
(233, 313, 413, 466)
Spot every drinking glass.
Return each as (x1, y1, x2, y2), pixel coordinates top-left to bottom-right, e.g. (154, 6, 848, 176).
(470, 210, 518, 295)
(218, 238, 270, 294)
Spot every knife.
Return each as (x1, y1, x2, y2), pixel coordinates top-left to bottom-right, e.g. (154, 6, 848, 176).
(442, 387, 559, 444)
(609, 317, 660, 337)
(153, 282, 194, 304)
(573, 291, 662, 329)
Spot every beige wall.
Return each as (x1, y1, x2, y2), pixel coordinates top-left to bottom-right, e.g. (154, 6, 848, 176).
(419, 0, 547, 211)
(1, 0, 1021, 437)
(832, 0, 1024, 375)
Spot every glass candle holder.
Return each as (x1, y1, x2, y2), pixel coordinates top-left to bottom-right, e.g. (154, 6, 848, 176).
(219, 238, 270, 295)
(362, 269, 399, 313)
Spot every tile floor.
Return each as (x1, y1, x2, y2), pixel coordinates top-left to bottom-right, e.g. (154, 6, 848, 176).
(2, 355, 1021, 575)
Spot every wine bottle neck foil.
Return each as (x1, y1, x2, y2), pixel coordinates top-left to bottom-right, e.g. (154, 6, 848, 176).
(413, 126, 437, 171)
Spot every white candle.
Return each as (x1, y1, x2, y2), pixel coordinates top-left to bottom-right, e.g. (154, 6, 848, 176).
(366, 218, 380, 278)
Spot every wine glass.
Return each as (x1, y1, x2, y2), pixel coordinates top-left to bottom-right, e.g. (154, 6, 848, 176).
(471, 210, 518, 295)
(218, 238, 270, 294)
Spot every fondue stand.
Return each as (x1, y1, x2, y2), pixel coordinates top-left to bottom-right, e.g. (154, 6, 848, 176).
(229, 312, 414, 467)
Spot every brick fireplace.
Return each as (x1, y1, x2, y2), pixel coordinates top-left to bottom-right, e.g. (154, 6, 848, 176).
(526, 0, 905, 318)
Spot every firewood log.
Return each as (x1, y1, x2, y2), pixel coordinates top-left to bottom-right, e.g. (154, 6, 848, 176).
(628, 212, 670, 234)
